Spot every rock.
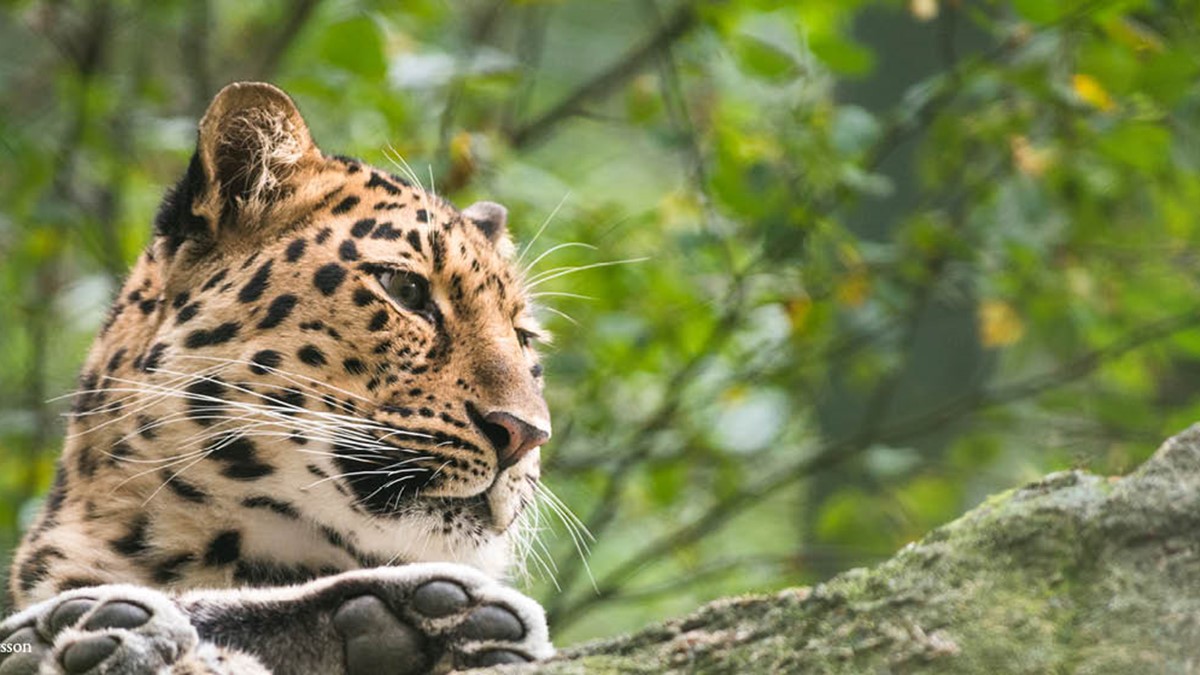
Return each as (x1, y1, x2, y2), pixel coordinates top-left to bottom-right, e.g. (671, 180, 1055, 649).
(502, 424, 1200, 673)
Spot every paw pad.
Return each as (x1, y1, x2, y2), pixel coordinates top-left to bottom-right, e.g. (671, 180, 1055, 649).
(461, 605, 525, 642)
(49, 600, 95, 635)
(60, 636, 118, 674)
(82, 602, 150, 631)
(412, 580, 469, 618)
(334, 596, 427, 675)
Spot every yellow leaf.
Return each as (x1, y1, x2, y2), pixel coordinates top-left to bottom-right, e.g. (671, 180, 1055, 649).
(786, 296, 813, 334)
(1009, 135, 1051, 177)
(1072, 74, 1116, 112)
(835, 269, 870, 307)
(909, 0, 938, 22)
(978, 300, 1024, 348)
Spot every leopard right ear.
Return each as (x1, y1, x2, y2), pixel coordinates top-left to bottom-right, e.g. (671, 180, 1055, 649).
(155, 82, 321, 251)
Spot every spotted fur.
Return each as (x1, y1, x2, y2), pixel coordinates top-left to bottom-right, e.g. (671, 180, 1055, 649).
(2, 83, 554, 674)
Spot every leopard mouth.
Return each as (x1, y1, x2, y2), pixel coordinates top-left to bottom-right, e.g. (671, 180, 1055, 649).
(331, 435, 530, 532)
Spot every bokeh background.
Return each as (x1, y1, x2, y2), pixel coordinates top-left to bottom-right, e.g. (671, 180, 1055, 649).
(3, 0, 1200, 644)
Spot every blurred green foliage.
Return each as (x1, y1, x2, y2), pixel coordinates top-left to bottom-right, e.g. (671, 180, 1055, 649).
(2, 0, 1200, 645)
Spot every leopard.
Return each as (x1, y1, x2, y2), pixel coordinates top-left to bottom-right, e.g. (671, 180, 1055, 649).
(0, 81, 557, 674)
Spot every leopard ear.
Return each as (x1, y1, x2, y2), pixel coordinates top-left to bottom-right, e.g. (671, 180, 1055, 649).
(462, 201, 509, 244)
(156, 82, 320, 247)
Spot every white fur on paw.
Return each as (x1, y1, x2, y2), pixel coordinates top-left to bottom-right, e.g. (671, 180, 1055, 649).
(17, 585, 197, 675)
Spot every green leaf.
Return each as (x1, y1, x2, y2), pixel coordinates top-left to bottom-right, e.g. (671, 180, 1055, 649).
(319, 16, 387, 80)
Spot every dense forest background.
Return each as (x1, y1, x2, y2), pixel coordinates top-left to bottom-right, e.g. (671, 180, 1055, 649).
(1, 0, 1199, 646)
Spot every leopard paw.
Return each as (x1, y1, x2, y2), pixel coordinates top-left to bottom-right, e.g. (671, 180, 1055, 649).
(0, 585, 197, 675)
(184, 563, 553, 674)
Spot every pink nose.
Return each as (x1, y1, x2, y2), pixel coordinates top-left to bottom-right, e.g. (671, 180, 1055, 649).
(483, 411, 550, 469)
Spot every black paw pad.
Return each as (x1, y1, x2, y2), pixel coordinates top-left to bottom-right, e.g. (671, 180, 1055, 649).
(334, 596, 428, 675)
(82, 602, 150, 631)
(412, 581, 469, 618)
(0, 626, 41, 669)
(460, 605, 525, 642)
(469, 649, 531, 667)
(50, 599, 96, 635)
(60, 636, 118, 674)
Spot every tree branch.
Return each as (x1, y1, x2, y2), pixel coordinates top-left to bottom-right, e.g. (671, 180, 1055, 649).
(507, 1, 702, 149)
(549, 306, 1200, 629)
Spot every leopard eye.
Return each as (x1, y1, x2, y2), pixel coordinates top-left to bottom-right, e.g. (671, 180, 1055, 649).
(378, 271, 431, 313)
(516, 328, 540, 349)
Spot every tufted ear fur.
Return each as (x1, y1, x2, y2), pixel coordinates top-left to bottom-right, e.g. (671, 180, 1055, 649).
(156, 82, 321, 249)
(462, 201, 510, 249)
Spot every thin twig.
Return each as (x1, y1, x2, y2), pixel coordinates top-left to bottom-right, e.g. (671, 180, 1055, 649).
(509, 1, 703, 149)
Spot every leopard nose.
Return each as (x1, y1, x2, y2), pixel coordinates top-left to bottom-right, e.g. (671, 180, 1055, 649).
(480, 411, 550, 469)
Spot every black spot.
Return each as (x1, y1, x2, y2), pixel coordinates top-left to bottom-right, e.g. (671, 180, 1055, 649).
(204, 530, 241, 566)
(172, 291, 191, 309)
(315, 227, 333, 244)
(257, 294, 298, 329)
(110, 516, 151, 557)
(339, 240, 359, 262)
(313, 264, 346, 295)
(370, 222, 402, 241)
(353, 288, 375, 306)
(238, 260, 273, 304)
(233, 560, 324, 586)
(416, 209, 429, 223)
(184, 322, 240, 349)
(250, 350, 282, 374)
(343, 358, 367, 375)
(138, 298, 158, 314)
(75, 446, 97, 478)
(406, 230, 423, 253)
(106, 348, 127, 372)
(185, 378, 228, 426)
(241, 496, 299, 519)
(162, 471, 208, 503)
(141, 343, 167, 373)
(40, 465, 68, 528)
(108, 441, 135, 465)
(368, 310, 389, 332)
(350, 219, 376, 238)
(262, 387, 306, 414)
(298, 345, 327, 366)
(57, 577, 104, 592)
(136, 415, 158, 439)
(285, 238, 307, 262)
(331, 195, 360, 214)
(206, 435, 274, 480)
(152, 553, 195, 584)
(176, 302, 200, 324)
(201, 268, 229, 292)
(18, 546, 64, 593)
(367, 173, 404, 195)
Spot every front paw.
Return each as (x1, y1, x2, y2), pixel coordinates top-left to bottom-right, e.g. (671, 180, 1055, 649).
(0, 585, 197, 675)
(330, 565, 553, 673)
(184, 563, 553, 675)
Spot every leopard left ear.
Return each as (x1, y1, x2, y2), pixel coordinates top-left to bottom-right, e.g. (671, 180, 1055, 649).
(462, 201, 508, 244)
(156, 82, 321, 249)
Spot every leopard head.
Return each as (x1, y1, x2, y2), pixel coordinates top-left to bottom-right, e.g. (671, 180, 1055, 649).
(81, 82, 550, 576)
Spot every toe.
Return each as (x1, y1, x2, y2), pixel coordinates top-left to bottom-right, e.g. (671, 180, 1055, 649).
(459, 605, 525, 642)
(0, 627, 41, 673)
(82, 602, 150, 631)
(411, 581, 469, 618)
(60, 636, 118, 674)
(467, 649, 531, 667)
(334, 596, 428, 675)
(49, 600, 96, 635)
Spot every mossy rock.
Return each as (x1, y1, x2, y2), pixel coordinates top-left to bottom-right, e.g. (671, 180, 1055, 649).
(505, 424, 1200, 673)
